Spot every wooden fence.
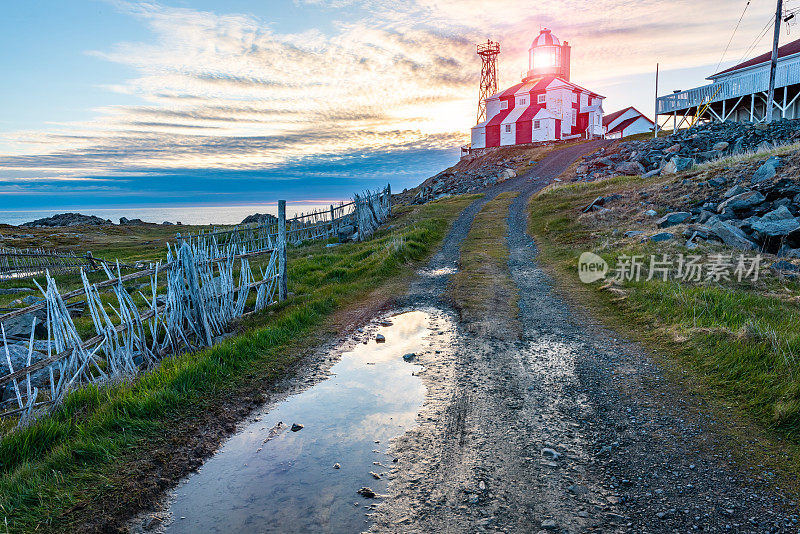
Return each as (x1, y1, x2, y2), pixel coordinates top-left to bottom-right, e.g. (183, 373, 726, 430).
(176, 185, 392, 256)
(0, 234, 286, 423)
(0, 186, 392, 424)
(0, 247, 126, 280)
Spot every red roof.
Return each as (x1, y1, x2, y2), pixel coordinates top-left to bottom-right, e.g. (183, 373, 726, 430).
(711, 37, 800, 78)
(602, 106, 654, 127)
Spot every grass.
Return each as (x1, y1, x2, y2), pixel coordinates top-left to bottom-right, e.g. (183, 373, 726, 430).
(0, 194, 478, 533)
(449, 192, 519, 336)
(528, 173, 800, 439)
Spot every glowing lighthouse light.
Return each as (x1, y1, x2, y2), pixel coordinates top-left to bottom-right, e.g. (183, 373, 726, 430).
(527, 28, 570, 81)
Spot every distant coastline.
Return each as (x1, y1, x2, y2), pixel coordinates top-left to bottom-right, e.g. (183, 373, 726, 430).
(0, 202, 342, 227)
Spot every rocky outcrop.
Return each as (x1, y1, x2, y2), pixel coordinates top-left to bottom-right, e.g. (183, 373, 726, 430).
(241, 213, 278, 225)
(575, 119, 800, 182)
(21, 213, 112, 227)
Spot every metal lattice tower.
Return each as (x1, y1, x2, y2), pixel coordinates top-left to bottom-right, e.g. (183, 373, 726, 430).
(476, 40, 500, 124)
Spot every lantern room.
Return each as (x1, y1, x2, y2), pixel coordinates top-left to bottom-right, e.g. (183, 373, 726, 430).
(526, 29, 570, 81)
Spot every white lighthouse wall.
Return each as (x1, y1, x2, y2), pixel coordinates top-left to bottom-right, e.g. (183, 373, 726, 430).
(471, 125, 486, 148)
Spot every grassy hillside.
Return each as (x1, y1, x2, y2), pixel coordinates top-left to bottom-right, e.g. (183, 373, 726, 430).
(528, 146, 800, 439)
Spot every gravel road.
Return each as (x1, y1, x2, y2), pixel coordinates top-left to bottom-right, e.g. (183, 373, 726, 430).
(373, 141, 800, 533)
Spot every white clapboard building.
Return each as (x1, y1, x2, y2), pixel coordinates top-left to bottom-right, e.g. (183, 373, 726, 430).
(471, 29, 605, 149)
(656, 37, 800, 127)
(603, 107, 655, 138)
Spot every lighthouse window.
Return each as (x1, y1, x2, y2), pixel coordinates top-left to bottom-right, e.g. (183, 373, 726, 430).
(537, 94, 546, 104)
(505, 124, 512, 133)
(534, 120, 541, 129)
(500, 101, 508, 110)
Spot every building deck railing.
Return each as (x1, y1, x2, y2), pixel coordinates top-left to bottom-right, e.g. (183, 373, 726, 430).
(657, 55, 800, 115)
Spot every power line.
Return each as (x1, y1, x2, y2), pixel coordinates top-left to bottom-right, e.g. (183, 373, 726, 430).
(716, 0, 751, 72)
(734, 14, 776, 66)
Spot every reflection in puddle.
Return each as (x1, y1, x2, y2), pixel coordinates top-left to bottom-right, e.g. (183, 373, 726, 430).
(162, 311, 443, 534)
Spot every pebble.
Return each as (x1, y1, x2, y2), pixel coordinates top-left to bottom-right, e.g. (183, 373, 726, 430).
(290, 423, 304, 432)
(376, 334, 386, 343)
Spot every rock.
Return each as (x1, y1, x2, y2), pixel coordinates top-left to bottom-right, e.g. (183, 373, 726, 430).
(723, 184, 747, 199)
(624, 231, 644, 238)
(0, 344, 50, 400)
(614, 161, 645, 176)
(751, 160, 778, 184)
(402, 353, 416, 361)
(644, 209, 657, 217)
(338, 225, 356, 242)
(357, 487, 376, 498)
(290, 423, 304, 432)
(541, 448, 562, 459)
(751, 216, 800, 237)
(582, 196, 605, 213)
(779, 245, 800, 258)
(2, 312, 47, 338)
(708, 176, 727, 187)
(663, 143, 682, 154)
(717, 190, 765, 212)
(656, 211, 691, 228)
(241, 213, 278, 225)
(770, 260, 800, 275)
(642, 169, 661, 178)
(375, 334, 386, 343)
(649, 232, 674, 242)
(541, 519, 558, 530)
(21, 213, 112, 227)
(333, 463, 341, 469)
(161, 221, 173, 226)
(713, 141, 730, 151)
(708, 219, 759, 250)
(369, 471, 381, 479)
(661, 156, 694, 174)
(498, 168, 517, 181)
(119, 217, 146, 226)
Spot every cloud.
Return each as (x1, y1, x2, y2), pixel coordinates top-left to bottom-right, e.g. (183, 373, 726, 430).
(0, 0, 779, 209)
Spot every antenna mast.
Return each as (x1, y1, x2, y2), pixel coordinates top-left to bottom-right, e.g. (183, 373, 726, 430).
(476, 40, 500, 124)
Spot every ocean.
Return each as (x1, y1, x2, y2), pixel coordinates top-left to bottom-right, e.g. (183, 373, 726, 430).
(0, 202, 343, 227)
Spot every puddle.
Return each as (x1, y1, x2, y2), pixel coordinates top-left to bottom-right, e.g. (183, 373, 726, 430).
(155, 310, 448, 534)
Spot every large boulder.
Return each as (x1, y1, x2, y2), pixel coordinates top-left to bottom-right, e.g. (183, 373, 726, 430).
(717, 190, 766, 212)
(751, 157, 780, 184)
(0, 343, 50, 401)
(661, 157, 694, 175)
(750, 206, 800, 236)
(708, 219, 759, 250)
(656, 212, 691, 228)
(614, 161, 645, 176)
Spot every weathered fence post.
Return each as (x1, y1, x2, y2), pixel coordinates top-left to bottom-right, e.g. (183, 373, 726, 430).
(278, 200, 288, 302)
(330, 204, 335, 235)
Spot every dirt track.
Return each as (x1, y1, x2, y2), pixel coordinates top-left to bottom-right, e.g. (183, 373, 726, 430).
(373, 141, 800, 533)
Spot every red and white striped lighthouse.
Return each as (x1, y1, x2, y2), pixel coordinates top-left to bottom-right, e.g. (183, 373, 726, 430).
(471, 29, 603, 149)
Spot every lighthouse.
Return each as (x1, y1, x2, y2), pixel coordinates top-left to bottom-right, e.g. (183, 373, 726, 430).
(470, 29, 604, 150)
(526, 28, 570, 81)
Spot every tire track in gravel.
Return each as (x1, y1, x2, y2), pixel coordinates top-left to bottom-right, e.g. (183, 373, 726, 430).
(376, 136, 799, 534)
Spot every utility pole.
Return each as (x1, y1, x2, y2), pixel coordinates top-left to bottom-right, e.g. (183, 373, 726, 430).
(654, 63, 659, 138)
(766, 0, 783, 123)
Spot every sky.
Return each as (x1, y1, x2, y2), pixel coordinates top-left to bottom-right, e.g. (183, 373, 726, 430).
(0, 0, 791, 212)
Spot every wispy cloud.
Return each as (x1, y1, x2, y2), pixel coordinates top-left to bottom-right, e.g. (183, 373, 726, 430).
(0, 0, 778, 208)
